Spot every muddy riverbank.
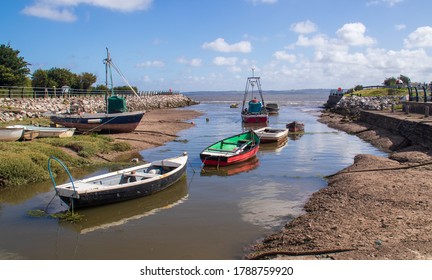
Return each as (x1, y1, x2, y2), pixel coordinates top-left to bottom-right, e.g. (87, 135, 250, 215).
(246, 110, 432, 260)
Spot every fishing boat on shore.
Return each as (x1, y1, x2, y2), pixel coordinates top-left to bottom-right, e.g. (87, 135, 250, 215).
(241, 68, 268, 124)
(200, 130, 260, 167)
(254, 127, 288, 143)
(286, 121, 305, 133)
(49, 48, 145, 133)
(0, 127, 24, 142)
(7, 125, 75, 138)
(48, 152, 188, 209)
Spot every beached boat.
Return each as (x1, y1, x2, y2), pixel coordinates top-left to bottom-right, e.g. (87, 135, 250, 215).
(286, 121, 305, 133)
(200, 130, 260, 167)
(254, 127, 288, 143)
(241, 68, 268, 124)
(49, 48, 145, 133)
(62, 178, 189, 234)
(21, 130, 39, 141)
(0, 127, 24, 142)
(48, 152, 188, 209)
(265, 103, 279, 114)
(7, 125, 75, 138)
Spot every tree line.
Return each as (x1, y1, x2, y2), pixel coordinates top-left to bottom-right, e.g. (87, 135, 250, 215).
(0, 43, 137, 93)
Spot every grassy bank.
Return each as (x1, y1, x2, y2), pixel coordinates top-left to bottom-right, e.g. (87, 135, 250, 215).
(349, 87, 407, 97)
(0, 131, 133, 189)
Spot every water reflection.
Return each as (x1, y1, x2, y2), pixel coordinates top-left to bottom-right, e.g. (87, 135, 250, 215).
(258, 139, 288, 154)
(60, 177, 189, 234)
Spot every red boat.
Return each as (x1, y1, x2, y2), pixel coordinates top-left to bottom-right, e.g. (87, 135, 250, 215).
(200, 130, 260, 167)
(241, 68, 268, 124)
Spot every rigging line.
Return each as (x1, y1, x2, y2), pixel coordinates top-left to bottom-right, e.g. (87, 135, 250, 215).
(110, 60, 139, 97)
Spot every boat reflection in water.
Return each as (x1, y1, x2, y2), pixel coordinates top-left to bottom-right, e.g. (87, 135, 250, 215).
(258, 138, 288, 155)
(60, 177, 188, 234)
(288, 132, 305, 141)
(200, 157, 260, 177)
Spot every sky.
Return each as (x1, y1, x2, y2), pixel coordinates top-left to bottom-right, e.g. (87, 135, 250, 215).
(2, 0, 432, 92)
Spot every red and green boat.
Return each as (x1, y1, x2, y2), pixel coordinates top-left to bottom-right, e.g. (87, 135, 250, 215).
(200, 130, 260, 167)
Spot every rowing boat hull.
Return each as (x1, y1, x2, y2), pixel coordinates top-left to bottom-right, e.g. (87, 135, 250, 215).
(200, 131, 260, 167)
(241, 113, 268, 124)
(50, 111, 145, 133)
(54, 154, 187, 208)
(254, 127, 288, 143)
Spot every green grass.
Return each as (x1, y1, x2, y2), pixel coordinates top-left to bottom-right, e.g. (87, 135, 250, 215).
(349, 88, 408, 97)
(0, 133, 132, 189)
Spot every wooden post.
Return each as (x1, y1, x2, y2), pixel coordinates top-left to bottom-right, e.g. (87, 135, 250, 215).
(425, 106, 430, 117)
(405, 105, 410, 114)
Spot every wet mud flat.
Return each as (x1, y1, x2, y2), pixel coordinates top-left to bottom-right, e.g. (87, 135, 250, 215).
(247, 110, 432, 260)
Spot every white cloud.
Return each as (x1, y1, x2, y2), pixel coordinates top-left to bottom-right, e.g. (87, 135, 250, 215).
(136, 60, 165, 68)
(247, 0, 277, 4)
(395, 24, 406, 30)
(290, 20, 317, 34)
(366, 0, 404, 7)
(404, 26, 432, 48)
(177, 57, 202, 67)
(21, 3, 77, 22)
(21, 0, 153, 21)
(336, 22, 376, 46)
(273, 51, 296, 63)
(202, 38, 251, 53)
(213, 56, 238, 66)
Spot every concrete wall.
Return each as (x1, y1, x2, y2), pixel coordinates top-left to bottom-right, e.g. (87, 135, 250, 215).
(359, 110, 432, 149)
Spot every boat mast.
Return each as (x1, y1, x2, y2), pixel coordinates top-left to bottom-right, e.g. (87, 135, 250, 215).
(242, 67, 266, 111)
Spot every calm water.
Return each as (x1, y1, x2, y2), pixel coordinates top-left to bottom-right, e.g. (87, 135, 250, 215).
(0, 90, 387, 259)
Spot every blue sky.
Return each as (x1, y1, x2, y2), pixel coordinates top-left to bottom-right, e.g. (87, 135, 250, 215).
(2, 0, 432, 92)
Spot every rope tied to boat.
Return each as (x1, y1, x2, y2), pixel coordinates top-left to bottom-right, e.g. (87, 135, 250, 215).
(47, 156, 77, 213)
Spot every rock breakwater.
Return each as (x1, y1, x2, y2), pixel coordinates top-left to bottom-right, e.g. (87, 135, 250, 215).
(0, 94, 198, 122)
(330, 96, 404, 119)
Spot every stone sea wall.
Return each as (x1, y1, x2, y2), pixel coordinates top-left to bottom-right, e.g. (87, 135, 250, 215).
(331, 96, 404, 118)
(0, 94, 198, 122)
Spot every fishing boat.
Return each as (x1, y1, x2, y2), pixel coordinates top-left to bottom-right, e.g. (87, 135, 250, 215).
(286, 121, 305, 133)
(200, 130, 260, 167)
(49, 48, 145, 133)
(48, 152, 188, 209)
(7, 125, 75, 138)
(254, 127, 288, 143)
(265, 103, 279, 114)
(241, 68, 268, 124)
(0, 127, 24, 142)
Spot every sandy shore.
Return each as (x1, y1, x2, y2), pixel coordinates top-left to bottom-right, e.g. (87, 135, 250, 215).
(247, 111, 432, 260)
(98, 108, 202, 161)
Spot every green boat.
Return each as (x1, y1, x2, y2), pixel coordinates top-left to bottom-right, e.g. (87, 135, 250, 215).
(200, 130, 260, 166)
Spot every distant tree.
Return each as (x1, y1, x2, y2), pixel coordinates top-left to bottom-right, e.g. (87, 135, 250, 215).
(31, 69, 49, 88)
(94, 84, 108, 91)
(78, 72, 97, 91)
(398, 74, 410, 86)
(383, 77, 397, 87)
(0, 43, 31, 86)
(354, 85, 363, 91)
(46, 67, 77, 88)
